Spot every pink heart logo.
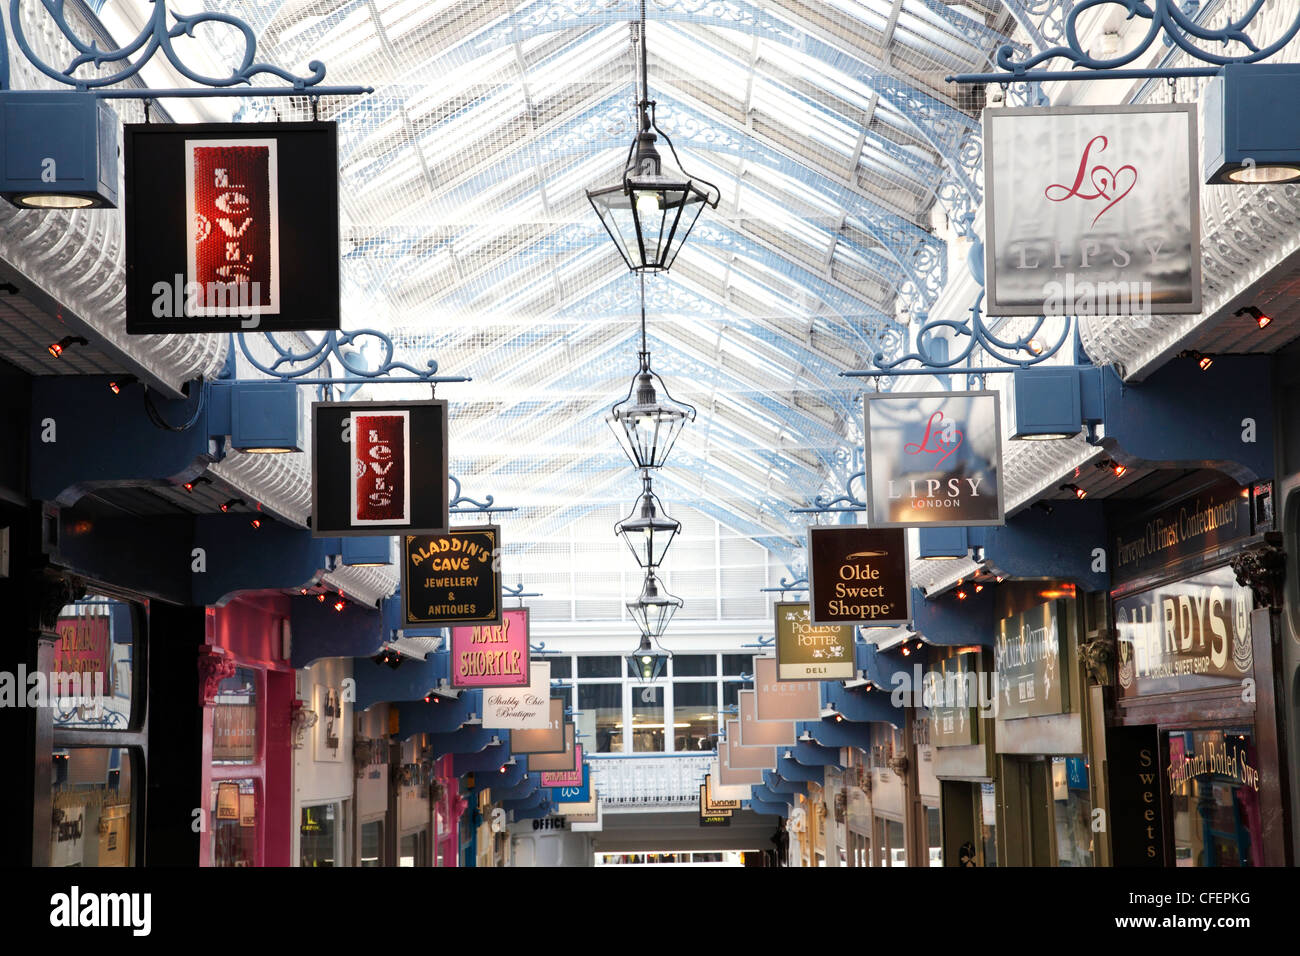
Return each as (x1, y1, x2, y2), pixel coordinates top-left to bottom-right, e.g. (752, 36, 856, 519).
(1087, 163, 1137, 226)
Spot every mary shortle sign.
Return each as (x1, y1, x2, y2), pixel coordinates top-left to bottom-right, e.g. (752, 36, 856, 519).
(983, 104, 1200, 317)
(864, 391, 1003, 528)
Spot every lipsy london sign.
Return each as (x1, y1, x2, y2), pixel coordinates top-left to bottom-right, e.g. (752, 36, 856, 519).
(864, 391, 1003, 528)
(983, 104, 1201, 317)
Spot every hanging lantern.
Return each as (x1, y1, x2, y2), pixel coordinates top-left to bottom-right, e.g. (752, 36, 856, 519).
(625, 633, 670, 682)
(626, 571, 683, 639)
(607, 351, 695, 470)
(615, 472, 680, 568)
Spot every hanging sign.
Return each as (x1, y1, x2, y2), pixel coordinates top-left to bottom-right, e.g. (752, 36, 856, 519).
(807, 526, 911, 626)
(754, 656, 821, 721)
(216, 781, 240, 821)
(716, 745, 763, 787)
(1105, 724, 1165, 866)
(704, 774, 742, 811)
(545, 763, 590, 801)
(1114, 565, 1254, 699)
(483, 661, 552, 729)
(403, 526, 502, 626)
(708, 763, 755, 801)
(503, 697, 567, 755)
(699, 786, 732, 827)
(983, 104, 1200, 317)
(450, 607, 530, 689)
(238, 792, 257, 828)
(526, 725, 579, 772)
(124, 122, 339, 334)
(738, 690, 796, 748)
(312, 399, 448, 538)
(556, 790, 599, 824)
(929, 651, 981, 747)
(864, 390, 1003, 528)
(774, 602, 855, 682)
(994, 601, 1067, 720)
(52, 614, 114, 698)
(724, 719, 777, 769)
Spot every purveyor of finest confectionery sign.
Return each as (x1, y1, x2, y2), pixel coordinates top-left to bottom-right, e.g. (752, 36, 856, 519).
(402, 525, 502, 626)
(774, 601, 855, 681)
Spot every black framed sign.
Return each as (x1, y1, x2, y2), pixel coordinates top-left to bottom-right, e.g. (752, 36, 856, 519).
(807, 525, 911, 626)
(311, 399, 448, 538)
(124, 122, 340, 334)
(402, 526, 502, 626)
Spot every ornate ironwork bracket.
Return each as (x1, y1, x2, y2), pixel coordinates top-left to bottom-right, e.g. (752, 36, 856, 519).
(234, 330, 470, 387)
(449, 475, 517, 515)
(0, 0, 371, 98)
(791, 473, 866, 515)
(503, 583, 541, 605)
(947, 0, 1300, 85)
(1230, 534, 1286, 608)
(759, 577, 808, 596)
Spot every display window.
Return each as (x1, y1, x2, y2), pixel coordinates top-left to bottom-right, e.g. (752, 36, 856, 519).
(1166, 727, 1262, 866)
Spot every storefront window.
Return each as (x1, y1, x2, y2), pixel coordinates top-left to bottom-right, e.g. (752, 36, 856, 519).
(300, 802, 340, 867)
(210, 778, 257, 867)
(1051, 757, 1094, 866)
(51, 747, 134, 866)
(399, 832, 421, 867)
(875, 816, 906, 866)
(926, 806, 942, 866)
(631, 683, 665, 752)
(980, 783, 998, 867)
(673, 682, 717, 752)
(51, 595, 134, 731)
(1167, 728, 1262, 867)
(722, 654, 753, 676)
(578, 656, 621, 678)
(674, 654, 717, 676)
(212, 667, 259, 765)
(548, 656, 572, 680)
(360, 821, 383, 867)
(578, 683, 623, 753)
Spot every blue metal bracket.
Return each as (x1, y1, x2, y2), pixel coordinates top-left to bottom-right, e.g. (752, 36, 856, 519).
(234, 330, 469, 387)
(949, 0, 1300, 85)
(0, 0, 371, 98)
(449, 474, 517, 515)
(792, 473, 865, 515)
(502, 583, 542, 604)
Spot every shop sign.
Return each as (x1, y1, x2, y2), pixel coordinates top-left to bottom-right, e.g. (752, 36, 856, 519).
(314, 684, 343, 763)
(864, 391, 1004, 528)
(212, 703, 257, 761)
(1105, 725, 1164, 866)
(699, 787, 732, 827)
(239, 792, 256, 828)
(754, 656, 821, 721)
(994, 601, 1067, 720)
(526, 725, 578, 772)
(1167, 732, 1260, 795)
(216, 782, 240, 821)
(983, 104, 1200, 317)
(1111, 480, 1256, 586)
(505, 697, 566, 754)
(484, 661, 551, 729)
(555, 791, 599, 823)
(709, 762, 756, 800)
(807, 526, 911, 626)
(724, 719, 777, 769)
(52, 614, 114, 698)
(450, 608, 530, 689)
(402, 526, 502, 626)
(1115, 565, 1253, 698)
(125, 122, 339, 334)
(717, 742, 763, 787)
(737, 690, 796, 748)
(312, 399, 448, 538)
(774, 602, 855, 681)
(704, 774, 742, 811)
(929, 651, 981, 746)
(545, 764, 590, 801)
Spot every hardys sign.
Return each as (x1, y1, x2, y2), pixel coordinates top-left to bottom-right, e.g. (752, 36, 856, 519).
(774, 602, 855, 681)
(402, 526, 502, 626)
(864, 391, 1003, 528)
(450, 608, 530, 689)
(807, 526, 910, 626)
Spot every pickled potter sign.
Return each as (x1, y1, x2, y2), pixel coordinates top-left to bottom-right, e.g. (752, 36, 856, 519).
(808, 526, 910, 626)
(774, 602, 855, 681)
(994, 602, 1066, 720)
(403, 526, 502, 626)
(450, 607, 530, 689)
(864, 391, 1004, 528)
(1114, 566, 1253, 698)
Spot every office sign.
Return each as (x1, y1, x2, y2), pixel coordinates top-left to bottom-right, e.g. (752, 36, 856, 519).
(312, 399, 448, 538)
(704, 774, 742, 811)
(994, 601, 1067, 720)
(984, 104, 1200, 317)
(450, 607, 530, 689)
(483, 661, 552, 730)
(754, 656, 821, 721)
(506, 697, 566, 754)
(545, 764, 590, 801)
(738, 690, 796, 748)
(526, 725, 578, 772)
(774, 602, 854, 682)
(1115, 565, 1254, 699)
(699, 787, 732, 827)
(125, 122, 339, 333)
(865, 391, 1003, 528)
(403, 526, 502, 626)
(808, 526, 911, 626)
(716, 747, 763, 788)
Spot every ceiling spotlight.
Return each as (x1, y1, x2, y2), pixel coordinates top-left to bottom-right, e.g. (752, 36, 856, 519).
(1235, 305, 1272, 329)
(48, 335, 88, 358)
(182, 476, 211, 493)
(220, 498, 246, 513)
(108, 375, 137, 395)
(1179, 349, 1214, 371)
(973, 583, 984, 593)
(995, 575, 1006, 583)
(250, 517, 262, 530)
(333, 599, 346, 612)
(1096, 459, 1127, 478)
(956, 589, 968, 600)
(901, 645, 911, 656)
(317, 593, 326, 603)
(1060, 483, 1087, 499)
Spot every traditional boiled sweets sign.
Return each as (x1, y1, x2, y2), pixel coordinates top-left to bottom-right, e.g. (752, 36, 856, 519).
(1114, 566, 1253, 699)
(807, 526, 910, 626)
(450, 607, 530, 689)
(994, 601, 1066, 720)
(527, 725, 578, 772)
(484, 661, 551, 729)
(983, 104, 1200, 317)
(312, 399, 448, 538)
(865, 391, 1003, 528)
(774, 602, 855, 682)
(754, 656, 821, 721)
(737, 690, 796, 748)
(508, 697, 567, 754)
(124, 122, 339, 334)
(403, 525, 502, 626)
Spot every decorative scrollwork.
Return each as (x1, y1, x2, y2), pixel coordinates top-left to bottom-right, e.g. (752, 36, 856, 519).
(4, 0, 330, 91)
(235, 329, 468, 385)
(994, 0, 1300, 76)
(791, 472, 866, 514)
(449, 474, 518, 514)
